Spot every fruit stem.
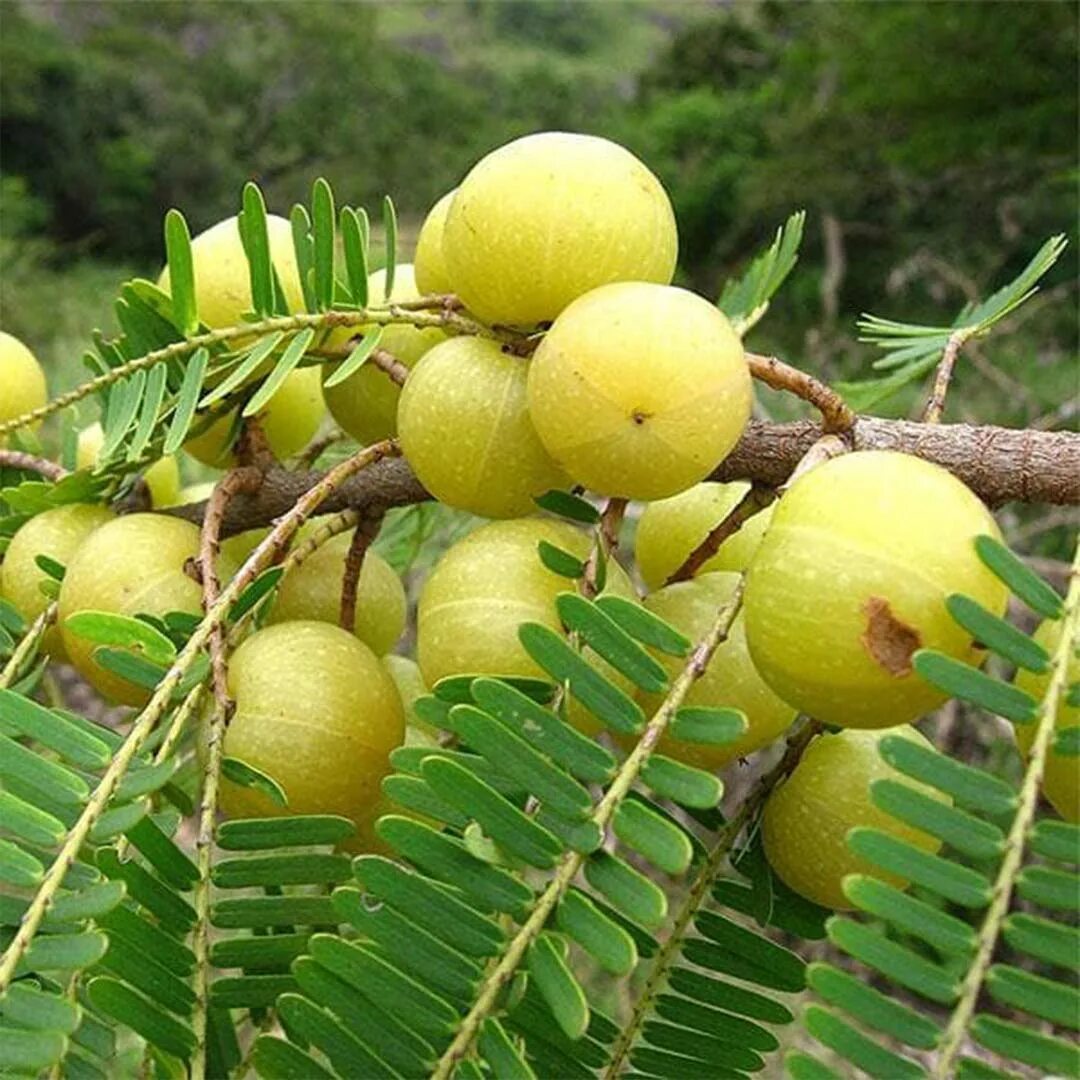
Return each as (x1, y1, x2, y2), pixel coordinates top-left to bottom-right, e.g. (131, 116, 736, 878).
(0, 603, 56, 688)
(0, 440, 399, 995)
(430, 580, 746, 1080)
(746, 352, 856, 434)
(339, 509, 384, 632)
(932, 538, 1080, 1078)
(0, 450, 68, 480)
(603, 715, 823, 1078)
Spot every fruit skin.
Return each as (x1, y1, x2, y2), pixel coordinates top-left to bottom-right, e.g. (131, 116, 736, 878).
(184, 366, 325, 467)
(635, 481, 774, 590)
(444, 132, 677, 326)
(745, 450, 1008, 729)
(267, 530, 406, 655)
(57, 513, 236, 705)
(157, 214, 304, 331)
(414, 191, 456, 296)
(1, 503, 114, 660)
(417, 517, 633, 688)
(1014, 620, 1079, 823)
(398, 336, 568, 519)
(762, 725, 947, 910)
(638, 573, 796, 769)
(76, 422, 181, 508)
(0, 331, 47, 439)
(323, 265, 445, 445)
(220, 621, 405, 843)
(527, 282, 752, 500)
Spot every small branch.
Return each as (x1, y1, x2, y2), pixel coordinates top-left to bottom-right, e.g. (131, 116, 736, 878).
(932, 542, 1080, 1078)
(582, 498, 628, 599)
(667, 484, 776, 585)
(0, 451, 68, 481)
(431, 582, 746, 1080)
(746, 352, 856, 434)
(923, 329, 970, 424)
(604, 716, 823, 1078)
(339, 510, 384, 632)
(0, 604, 56, 688)
(292, 427, 347, 469)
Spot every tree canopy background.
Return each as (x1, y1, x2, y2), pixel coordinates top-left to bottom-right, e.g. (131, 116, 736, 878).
(1, 0, 1076, 434)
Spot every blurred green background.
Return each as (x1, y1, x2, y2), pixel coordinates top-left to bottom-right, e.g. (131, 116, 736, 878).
(2, 0, 1076, 440)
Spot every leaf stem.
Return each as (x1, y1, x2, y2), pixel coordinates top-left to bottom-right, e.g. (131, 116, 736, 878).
(932, 541, 1080, 1078)
(0, 603, 56, 688)
(430, 581, 746, 1079)
(922, 328, 972, 424)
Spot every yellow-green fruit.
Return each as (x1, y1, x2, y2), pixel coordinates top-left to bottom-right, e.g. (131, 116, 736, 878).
(157, 214, 304, 330)
(184, 367, 325, 467)
(763, 726, 947, 910)
(0, 332, 47, 439)
(1, 504, 114, 659)
(635, 481, 774, 590)
(267, 531, 406, 655)
(444, 132, 677, 326)
(745, 451, 1008, 729)
(220, 621, 404, 838)
(323, 265, 445, 445)
(417, 518, 633, 687)
(219, 527, 269, 570)
(528, 283, 752, 500)
(398, 336, 568, 518)
(1015, 621, 1079, 822)
(639, 573, 795, 769)
(76, 422, 181, 508)
(58, 514, 235, 705)
(414, 191, 456, 296)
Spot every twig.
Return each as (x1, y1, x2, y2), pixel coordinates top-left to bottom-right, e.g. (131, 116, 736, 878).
(0, 451, 68, 481)
(933, 542, 1080, 1078)
(922, 328, 971, 424)
(604, 716, 823, 1077)
(746, 352, 856, 434)
(292, 427, 347, 468)
(311, 345, 411, 388)
(339, 510, 385, 632)
(0, 604, 56, 688)
(582, 498, 628, 599)
(431, 582, 746, 1079)
(667, 484, 776, 585)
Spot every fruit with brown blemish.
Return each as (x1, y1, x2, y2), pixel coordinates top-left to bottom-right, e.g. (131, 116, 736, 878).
(744, 450, 1008, 728)
(527, 282, 752, 500)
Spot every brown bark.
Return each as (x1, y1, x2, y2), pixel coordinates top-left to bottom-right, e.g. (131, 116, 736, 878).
(167, 418, 1080, 538)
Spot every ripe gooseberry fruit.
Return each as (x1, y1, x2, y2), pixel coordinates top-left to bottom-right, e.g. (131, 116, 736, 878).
(634, 481, 775, 590)
(762, 725, 947, 910)
(443, 132, 677, 326)
(527, 283, 752, 500)
(220, 621, 404, 843)
(417, 517, 633, 688)
(58, 513, 236, 705)
(322, 265, 445, 445)
(744, 451, 1008, 729)
(1014, 620, 1079, 822)
(183, 366, 325, 467)
(157, 214, 304, 331)
(266, 529, 406, 655)
(638, 573, 795, 769)
(413, 191, 456, 296)
(76, 422, 181, 508)
(1, 503, 114, 660)
(0, 331, 47, 439)
(398, 336, 568, 518)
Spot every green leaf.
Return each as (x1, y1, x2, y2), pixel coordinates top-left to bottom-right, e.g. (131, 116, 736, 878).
(382, 195, 398, 299)
(971, 1014, 1079, 1077)
(0, 690, 110, 769)
(641, 754, 723, 809)
(0, 838, 43, 887)
(322, 326, 383, 389)
(974, 535, 1064, 619)
(537, 541, 585, 579)
(251, 1035, 335, 1080)
(1003, 912, 1079, 969)
(803, 1004, 924, 1080)
(96, 934, 195, 1017)
(1, 980, 82, 1034)
(0, 1028, 68, 1072)
(216, 814, 355, 850)
(87, 978, 194, 1060)
(0, 790, 66, 846)
(127, 361, 168, 463)
(653, 993, 779, 1051)
(101, 368, 146, 460)
(63, 611, 176, 666)
(209, 892, 336, 929)
(614, 799, 692, 876)
(557, 889, 637, 975)
(210, 932, 311, 972)
(228, 566, 284, 623)
(123, 816, 200, 891)
(381, 774, 470, 829)
(519, 622, 644, 735)
(242, 327, 315, 417)
(913, 650, 1037, 724)
(986, 963, 1080, 1029)
(1016, 864, 1079, 911)
(92, 648, 167, 691)
(945, 594, 1049, 672)
(584, 852, 667, 929)
(479, 1018, 536, 1080)
(1054, 724, 1080, 756)
(45, 880, 127, 925)
(241, 183, 274, 317)
(34, 552, 66, 582)
(290, 204, 316, 313)
(594, 593, 692, 656)
(277, 993, 397, 1079)
(693, 911, 806, 992)
(717, 209, 805, 330)
(221, 756, 288, 807)
(0, 732, 89, 805)
(213, 852, 351, 889)
(535, 807, 603, 853)
(20, 931, 109, 974)
(200, 331, 284, 407)
(529, 933, 588, 1041)
(433, 673, 555, 706)
(97, 849, 196, 932)
(669, 706, 747, 746)
(312, 178, 336, 311)
(533, 489, 599, 524)
(785, 1052, 843, 1080)
(1029, 819, 1080, 864)
(667, 967, 793, 1024)
(89, 798, 149, 842)
(209, 974, 298, 1010)
(162, 347, 209, 454)
(340, 206, 370, 307)
(97, 907, 194, 976)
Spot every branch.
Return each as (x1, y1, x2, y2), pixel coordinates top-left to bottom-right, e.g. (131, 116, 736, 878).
(339, 510, 384, 632)
(922, 328, 971, 424)
(746, 352, 856, 433)
(0, 451, 68, 481)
